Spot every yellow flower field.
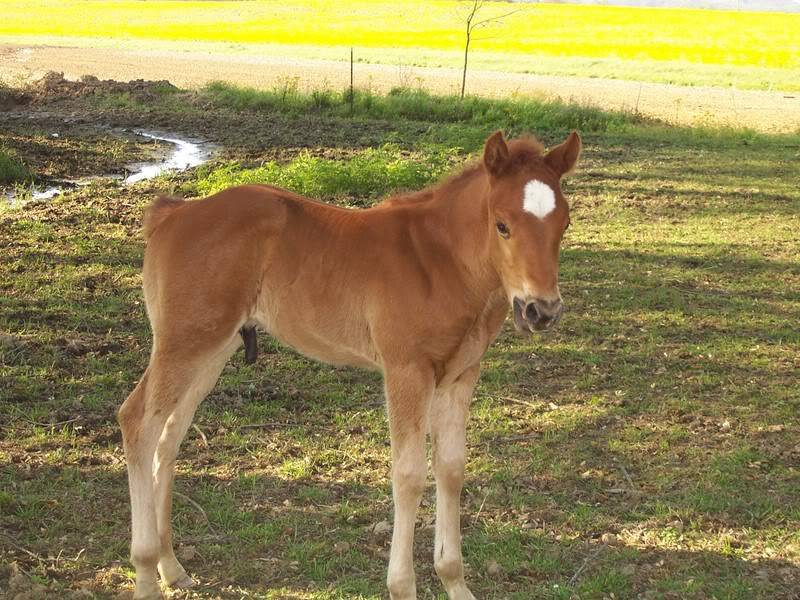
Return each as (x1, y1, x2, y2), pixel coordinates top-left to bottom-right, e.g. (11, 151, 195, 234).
(2, 0, 798, 70)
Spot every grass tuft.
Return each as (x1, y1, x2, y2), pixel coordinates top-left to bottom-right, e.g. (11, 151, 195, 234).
(0, 147, 31, 184)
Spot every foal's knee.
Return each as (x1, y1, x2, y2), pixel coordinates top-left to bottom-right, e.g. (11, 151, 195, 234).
(433, 455, 465, 491)
(393, 463, 426, 500)
(434, 553, 464, 584)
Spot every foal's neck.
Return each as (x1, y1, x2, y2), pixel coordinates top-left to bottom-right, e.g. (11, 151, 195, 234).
(428, 165, 502, 301)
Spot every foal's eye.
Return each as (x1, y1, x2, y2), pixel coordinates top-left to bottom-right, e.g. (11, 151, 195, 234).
(496, 221, 510, 238)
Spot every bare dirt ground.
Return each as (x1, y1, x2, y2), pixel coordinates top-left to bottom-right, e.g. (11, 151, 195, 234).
(2, 43, 799, 134)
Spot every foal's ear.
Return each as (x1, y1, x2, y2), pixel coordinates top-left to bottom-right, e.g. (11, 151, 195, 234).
(545, 131, 582, 177)
(483, 130, 509, 177)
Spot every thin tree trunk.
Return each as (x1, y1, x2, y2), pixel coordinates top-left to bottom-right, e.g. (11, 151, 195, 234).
(461, 32, 470, 100)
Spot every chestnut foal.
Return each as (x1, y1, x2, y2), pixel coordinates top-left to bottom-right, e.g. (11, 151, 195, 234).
(119, 130, 581, 599)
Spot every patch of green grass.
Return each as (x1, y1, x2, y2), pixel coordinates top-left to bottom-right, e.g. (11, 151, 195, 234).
(205, 82, 645, 134)
(191, 144, 460, 202)
(576, 568, 632, 598)
(0, 146, 31, 184)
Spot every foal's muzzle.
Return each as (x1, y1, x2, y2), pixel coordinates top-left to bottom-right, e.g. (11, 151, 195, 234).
(513, 297, 564, 333)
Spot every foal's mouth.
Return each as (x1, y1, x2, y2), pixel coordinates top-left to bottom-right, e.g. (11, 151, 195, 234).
(512, 297, 564, 333)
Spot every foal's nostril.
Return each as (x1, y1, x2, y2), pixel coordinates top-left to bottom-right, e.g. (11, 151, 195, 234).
(531, 298, 563, 321)
(524, 302, 540, 323)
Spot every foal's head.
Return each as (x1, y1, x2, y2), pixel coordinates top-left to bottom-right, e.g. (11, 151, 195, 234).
(482, 130, 581, 333)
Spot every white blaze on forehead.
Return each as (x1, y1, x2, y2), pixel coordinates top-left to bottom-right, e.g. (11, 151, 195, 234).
(523, 179, 556, 219)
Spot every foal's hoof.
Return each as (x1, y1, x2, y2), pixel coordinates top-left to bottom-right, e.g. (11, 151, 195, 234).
(167, 573, 196, 590)
(167, 573, 196, 589)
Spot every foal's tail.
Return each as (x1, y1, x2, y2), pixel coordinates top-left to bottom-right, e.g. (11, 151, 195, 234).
(142, 195, 185, 239)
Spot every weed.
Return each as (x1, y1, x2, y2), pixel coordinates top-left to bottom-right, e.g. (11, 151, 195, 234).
(0, 147, 31, 184)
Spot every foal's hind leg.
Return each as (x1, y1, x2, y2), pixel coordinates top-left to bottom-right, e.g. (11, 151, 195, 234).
(153, 337, 240, 588)
(119, 370, 165, 600)
(119, 336, 239, 599)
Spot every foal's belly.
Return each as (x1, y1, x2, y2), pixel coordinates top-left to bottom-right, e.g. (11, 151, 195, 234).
(273, 326, 381, 371)
(253, 293, 381, 371)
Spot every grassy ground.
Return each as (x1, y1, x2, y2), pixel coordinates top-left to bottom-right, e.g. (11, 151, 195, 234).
(1, 80, 799, 599)
(2, 1, 800, 91)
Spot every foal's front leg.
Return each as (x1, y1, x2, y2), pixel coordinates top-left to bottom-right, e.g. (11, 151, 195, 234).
(384, 364, 435, 600)
(431, 365, 479, 600)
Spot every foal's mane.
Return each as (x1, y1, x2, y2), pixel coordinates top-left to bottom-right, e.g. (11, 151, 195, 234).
(379, 136, 545, 208)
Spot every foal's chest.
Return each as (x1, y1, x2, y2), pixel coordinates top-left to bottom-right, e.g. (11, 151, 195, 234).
(438, 294, 508, 385)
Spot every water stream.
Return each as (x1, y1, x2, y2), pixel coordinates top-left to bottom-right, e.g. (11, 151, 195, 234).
(5, 130, 212, 203)
(123, 131, 208, 184)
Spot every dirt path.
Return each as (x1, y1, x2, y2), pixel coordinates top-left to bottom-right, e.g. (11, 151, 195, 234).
(2, 43, 799, 133)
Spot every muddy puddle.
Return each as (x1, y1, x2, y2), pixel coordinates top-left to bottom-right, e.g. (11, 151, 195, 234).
(4, 130, 213, 203)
